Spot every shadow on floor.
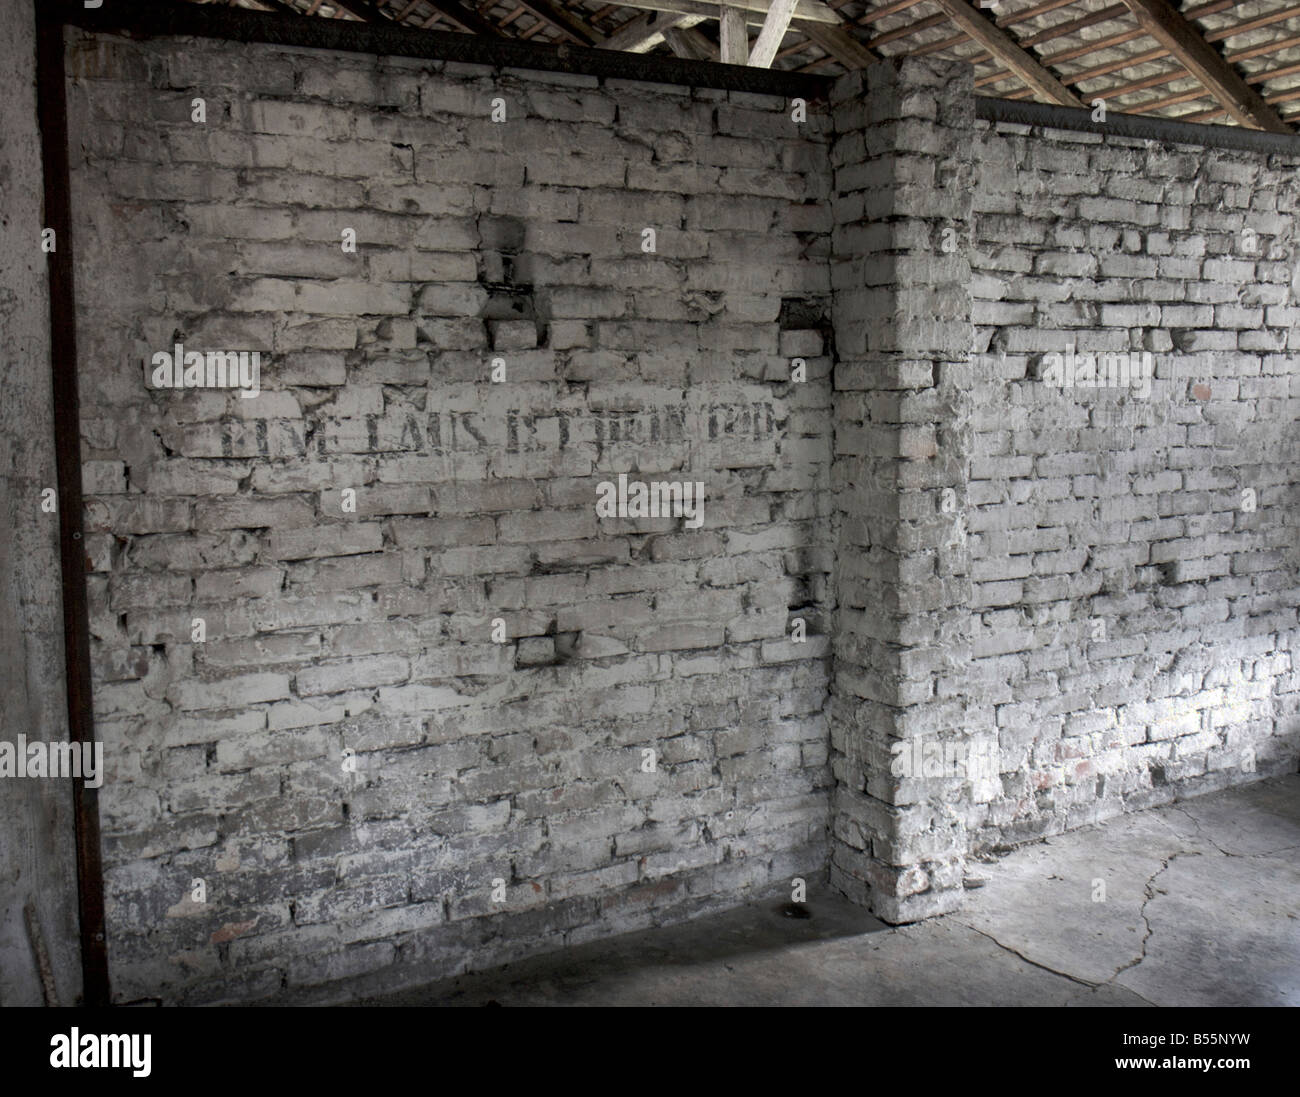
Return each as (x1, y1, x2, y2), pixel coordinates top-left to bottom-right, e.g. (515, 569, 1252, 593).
(365, 893, 887, 1006)
(362, 774, 1299, 1007)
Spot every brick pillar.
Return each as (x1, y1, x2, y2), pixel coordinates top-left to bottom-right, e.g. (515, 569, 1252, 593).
(827, 57, 978, 922)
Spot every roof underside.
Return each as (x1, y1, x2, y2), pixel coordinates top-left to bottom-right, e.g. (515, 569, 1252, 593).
(196, 0, 1300, 131)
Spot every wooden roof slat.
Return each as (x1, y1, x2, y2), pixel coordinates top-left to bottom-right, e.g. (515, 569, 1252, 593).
(1203, 4, 1300, 45)
(1136, 85, 1217, 112)
(868, 10, 946, 49)
(994, 0, 1077, 29)
(519, 14, 553, 36)
(1188, 83, 1300, 122)
(1097, 63, 1194, 100)
(1062, 45, 1167, 86)
(1248, 60, 1300, 85)
(1225, 32, 1300, 65)
(974, 27, 1151, 85)
(1018, 3, 1129, 49)
(912, 32, 979, 59)
(513, 0, 605, 44)
(858, 0, 930, 26)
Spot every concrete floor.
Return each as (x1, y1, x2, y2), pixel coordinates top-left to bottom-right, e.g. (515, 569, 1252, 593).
(372, 775, 1300, 1006)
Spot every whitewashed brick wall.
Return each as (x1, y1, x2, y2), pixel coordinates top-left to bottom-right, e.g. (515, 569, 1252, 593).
(67, 31, 835, 1004)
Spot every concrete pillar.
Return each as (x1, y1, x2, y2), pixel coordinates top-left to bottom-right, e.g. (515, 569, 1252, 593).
(827, 57, 978, 923)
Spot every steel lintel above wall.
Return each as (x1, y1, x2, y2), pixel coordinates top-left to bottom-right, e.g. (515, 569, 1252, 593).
(55, 0, 832, 99)
(977, 95, 1300, 156)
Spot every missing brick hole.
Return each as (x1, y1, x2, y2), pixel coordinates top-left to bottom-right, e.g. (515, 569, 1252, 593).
(480, 285, 534, 323)
(778, 296, 829, 332)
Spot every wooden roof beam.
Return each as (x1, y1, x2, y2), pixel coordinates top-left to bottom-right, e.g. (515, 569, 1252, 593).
(1118, 0, 1291, 132)
(720, 5, 749, 62)
(930, 0, 1083, 106)
(598, 9, 697, 51)
(749, 0, 799, 66)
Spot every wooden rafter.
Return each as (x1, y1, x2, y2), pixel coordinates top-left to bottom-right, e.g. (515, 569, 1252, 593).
(598, 10, 694, 50)
(800, 22, 875, 69)
(720, 4, 749, 63)
(930, 0, 1083, 106)
(972, 0, 1235, 88)
(1118, 0, 1290, 132)
(749, 0, 799, 67)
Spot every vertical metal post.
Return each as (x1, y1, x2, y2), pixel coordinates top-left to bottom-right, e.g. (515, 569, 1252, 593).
(34, 5, 111, 1008)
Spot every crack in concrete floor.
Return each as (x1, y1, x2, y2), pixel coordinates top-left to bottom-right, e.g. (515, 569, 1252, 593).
(952, 774, 1299, 1005)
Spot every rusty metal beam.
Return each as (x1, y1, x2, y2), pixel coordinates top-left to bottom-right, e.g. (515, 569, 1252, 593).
(34, 2, 110, 1009)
